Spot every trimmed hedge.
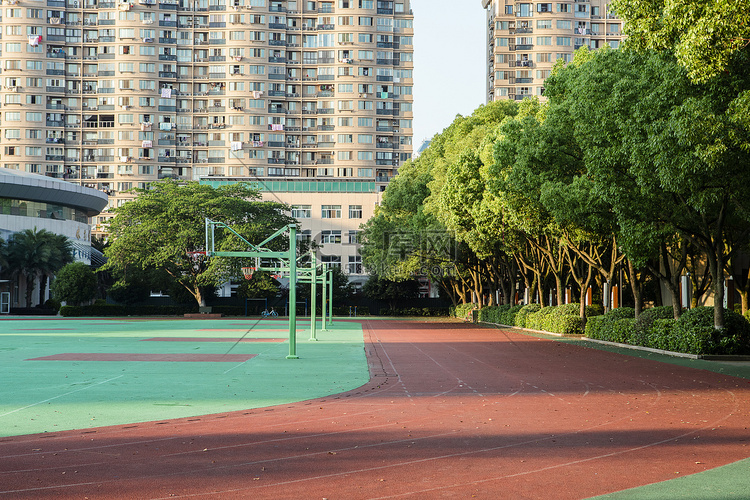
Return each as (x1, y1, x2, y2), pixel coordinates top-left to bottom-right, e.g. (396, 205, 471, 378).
(479, 304, 523, 326)
(632, 306, 675, 347)
(515, 303, 541, 328)
(452, 303, 477, 319)
(60, 304, 197, 317)
(586, 306, 750, 355)
(388, 307, 449, 317)
(480, 303, 598, 335)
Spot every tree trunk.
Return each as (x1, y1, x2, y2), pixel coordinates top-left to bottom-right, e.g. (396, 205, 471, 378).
(39, 274, 48, 306)
(708, 250, 726, 330)
(25, 274, 36, 308)
(626, 259, 643, 318)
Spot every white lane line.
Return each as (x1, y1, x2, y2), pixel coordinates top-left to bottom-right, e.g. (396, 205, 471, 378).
(0, 375, 124, 418)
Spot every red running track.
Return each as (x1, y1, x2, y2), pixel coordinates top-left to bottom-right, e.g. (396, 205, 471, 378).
(2, 320, 750, 499)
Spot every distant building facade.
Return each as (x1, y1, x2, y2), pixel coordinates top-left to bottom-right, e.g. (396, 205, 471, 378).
(0, 168, 108, 308)
(482, 0, 625, 102)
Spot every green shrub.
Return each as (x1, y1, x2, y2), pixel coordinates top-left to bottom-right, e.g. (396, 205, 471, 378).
(585, 307, 635, 342)
(584, 315, 605, 338)
(673, 307, 750, 355)
(526, 306, 556, 331)
(633, 306, 675, 347)
(479, 305, 505, 324)
(452, 303, 477, 319)
(612, 318, 637, 343)
(389, 307, 450, 317)
(647, 318, 679, 351)
(51, 262, 97, 306)
(515, 303, 541, 328)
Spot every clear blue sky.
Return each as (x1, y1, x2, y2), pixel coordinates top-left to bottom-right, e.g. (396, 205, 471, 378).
(411, 0, 487, 149)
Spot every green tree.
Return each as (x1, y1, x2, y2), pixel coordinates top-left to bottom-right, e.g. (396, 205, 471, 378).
(51, 262, 97, 306)
(102, 180, 296, 308)
(613, 0, 750, 83)
(542, 47, 750, 329)
(6, 228, 73, 307)
(362, 274, 420, 312)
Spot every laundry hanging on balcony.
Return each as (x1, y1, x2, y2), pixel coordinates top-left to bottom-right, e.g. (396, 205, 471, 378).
(161, 87, 172, 98)
(230, 141, 243, 151)
(141, 140, 153, 148)
(28, 36, 43, 46)
(159, 122, 172, 131)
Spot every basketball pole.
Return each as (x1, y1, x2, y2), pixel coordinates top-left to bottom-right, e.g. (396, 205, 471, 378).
(321, 266, 328, 331)
(328, 268, 334, 326)
(309, 252, 318, 341)
(286, 225, 299, 359)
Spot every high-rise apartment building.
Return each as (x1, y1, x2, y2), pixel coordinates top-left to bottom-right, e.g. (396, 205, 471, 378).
(0, 0, 413, 289)
(482, 0, 624, 102)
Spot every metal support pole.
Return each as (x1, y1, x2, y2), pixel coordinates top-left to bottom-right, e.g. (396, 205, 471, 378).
(309, 252, 318, 341)
(287, 225, 299, 359)
(328, 269, 333, 326)
(321, 266, 328, 331)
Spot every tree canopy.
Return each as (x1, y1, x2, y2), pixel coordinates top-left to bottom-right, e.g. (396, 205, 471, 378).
(103, 180, 296, 307)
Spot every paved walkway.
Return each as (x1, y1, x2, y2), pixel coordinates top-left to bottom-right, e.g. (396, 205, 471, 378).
(2, 319, 749, 499)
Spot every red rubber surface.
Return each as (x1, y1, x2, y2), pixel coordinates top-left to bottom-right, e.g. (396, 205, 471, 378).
(2, 320, 750, 499)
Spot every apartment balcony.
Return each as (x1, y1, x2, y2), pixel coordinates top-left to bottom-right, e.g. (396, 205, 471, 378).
(513, 44, 533, 51)
(269, 22, 286, 29)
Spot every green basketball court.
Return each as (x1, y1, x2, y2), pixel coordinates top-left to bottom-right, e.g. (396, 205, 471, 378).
(0, 318, 368, 437)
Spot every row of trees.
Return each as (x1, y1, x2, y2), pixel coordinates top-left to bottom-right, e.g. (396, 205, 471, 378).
(360, 0, 750, 330)
(0, 228, 73, 308)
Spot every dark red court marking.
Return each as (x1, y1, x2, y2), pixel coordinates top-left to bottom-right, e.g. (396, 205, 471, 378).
(142, 337, 285, 343)
(3, 320, 750, 500)
(25, 353, 257, 362)
(12, 328, 75, 331)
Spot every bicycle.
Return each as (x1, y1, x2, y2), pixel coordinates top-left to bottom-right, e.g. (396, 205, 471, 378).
(261, 308, 278, 318)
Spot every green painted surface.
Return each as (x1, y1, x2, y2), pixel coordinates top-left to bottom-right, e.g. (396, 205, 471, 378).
(586, 458, 750, 499)
(0, 318, 368, 437)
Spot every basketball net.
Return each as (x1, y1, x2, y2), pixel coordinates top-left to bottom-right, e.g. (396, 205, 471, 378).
(241, 267, 255, 280)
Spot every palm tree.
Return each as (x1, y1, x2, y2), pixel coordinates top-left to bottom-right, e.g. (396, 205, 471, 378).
(6, 228, 73, 307)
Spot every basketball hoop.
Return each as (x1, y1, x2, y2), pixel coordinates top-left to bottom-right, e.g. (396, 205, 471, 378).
(242, 267, 256, 280)
(186, 251, 206, 261)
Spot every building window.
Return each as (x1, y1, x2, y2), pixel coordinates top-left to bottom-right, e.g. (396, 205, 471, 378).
(348, 255, 363, 274)
(537, 3, 552, 12)
(321, 255, 341, 269)
(322, 230, 342, 244)
(321, 205, 342, 218)
(349, 205, 363, 219)
(291, 205, 312, 218)
(348, 230, 359, 244)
